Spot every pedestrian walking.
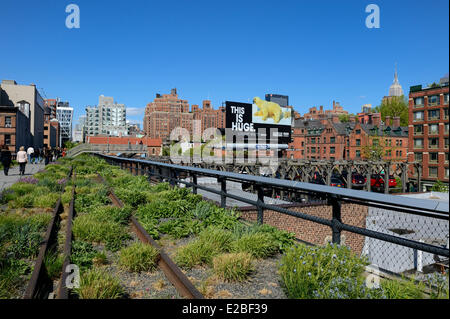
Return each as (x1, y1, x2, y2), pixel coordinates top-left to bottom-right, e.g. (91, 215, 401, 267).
(44, 146, 51, 165)
(0, 145, 12, 176)
(27, 146, 34, 164)
(34, 148, 40, 164)
(17, 146, 28, 175)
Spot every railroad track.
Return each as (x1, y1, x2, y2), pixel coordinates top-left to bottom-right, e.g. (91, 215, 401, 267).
(23, 166, 73, 299)
(33, 168, 203, 299)
(96, 174, 203, 299)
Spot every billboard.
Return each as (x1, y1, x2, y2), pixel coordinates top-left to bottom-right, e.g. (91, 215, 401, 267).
(225, 97, 292, 147)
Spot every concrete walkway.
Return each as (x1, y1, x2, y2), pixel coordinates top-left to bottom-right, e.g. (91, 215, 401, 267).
(0, 163, 46, 192)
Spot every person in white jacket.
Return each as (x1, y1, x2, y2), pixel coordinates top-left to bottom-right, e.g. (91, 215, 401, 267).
(27, 146, 34, 164)
(17, 146, 28, 175)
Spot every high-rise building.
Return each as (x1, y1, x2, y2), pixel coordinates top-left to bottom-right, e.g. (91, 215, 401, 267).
(85, 95, 127, 137)
(388, 66, 404, 97)
(56, 101, 74, 146)
(192, 100, 226, 133)
(408, 76, 449, 190)
(143, 88, 193, 141)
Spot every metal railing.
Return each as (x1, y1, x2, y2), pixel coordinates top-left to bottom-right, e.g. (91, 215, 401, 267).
(94, 154, 449, 267)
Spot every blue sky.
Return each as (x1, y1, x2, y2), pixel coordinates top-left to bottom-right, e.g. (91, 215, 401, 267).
(1, 0, 448, 127)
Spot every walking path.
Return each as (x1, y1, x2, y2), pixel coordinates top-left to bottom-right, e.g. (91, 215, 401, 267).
(0, 163, 46, 192)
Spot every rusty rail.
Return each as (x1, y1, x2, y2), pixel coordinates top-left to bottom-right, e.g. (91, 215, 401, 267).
(56, 175, 76, 299)
(98, 174, 204, 299)
(23, 166, 73, 299)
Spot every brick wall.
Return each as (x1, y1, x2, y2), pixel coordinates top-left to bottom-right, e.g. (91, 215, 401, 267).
(237, 203, 368, 255)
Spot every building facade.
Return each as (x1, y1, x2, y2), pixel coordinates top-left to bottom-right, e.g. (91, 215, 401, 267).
(56, 101, 73, 146)
(191, 100, 226, 133)
(408, 78, 449, 190)
(143, 88, 193, 141)
(85, 95, 127, 137)
(0, 80, 45, 148)
(0, 105, 32, 153)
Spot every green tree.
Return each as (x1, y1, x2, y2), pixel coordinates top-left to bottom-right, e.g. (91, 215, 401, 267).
(338, 113, 356, 123)
(373, 95, 409, 126)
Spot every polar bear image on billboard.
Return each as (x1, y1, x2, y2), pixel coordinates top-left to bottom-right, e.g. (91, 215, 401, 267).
(252, 97, 291, 126)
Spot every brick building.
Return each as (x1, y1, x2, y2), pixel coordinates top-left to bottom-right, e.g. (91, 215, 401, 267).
(349, 116, 408, 161)
(43, 106, 60, 148)
(86, 136, 163, 157)
(0, 105, 32, 153)
(302, 101, 348, 122)
(143, 88, 193, 141)
(192, 100, 226, 133)
(407, 77, 449, 190)
(287, 115, 409, 162)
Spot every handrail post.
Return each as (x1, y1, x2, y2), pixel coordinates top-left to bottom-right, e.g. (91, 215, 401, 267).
(218, 177, 226, 208)
(330, 195, 342, 244)
(257, 185, 264, 224)
(192, 174, 198, 194)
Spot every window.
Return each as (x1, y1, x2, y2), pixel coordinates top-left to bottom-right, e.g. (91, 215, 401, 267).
(446, 152, 449, 163)
(445, 123, 449, 134)
(428, 95, 439, 106)
(311, 147, 316, 154)
(414, 153, 423, 162)
(373, 139, 379, 146)
(4, 134, 11, 145)
(429, 124, 439, 135)
(414, 125, 423, 135)
(445, 168, 449, 178)
(356, 150, 361, 158)
(5, 116, 12, 127)
(356, 129, 361, 134)
(429, 152, 438, 163)
(445, 108, 449, 120)
(414, 138, 423, 148)
(413, 111, 424, 121)
(301, 141, 304, 146)
(428, 109, 440, 120)
(429, 138, 439, 149)
(429, 167, 438, 177)
(445, 138, 449, 149)
(414, 97, 424, 107)
(323, 137, 326, 143)
(330, 147, 335, 154)
(323, 147, 326, 153)
(311, 138, 316, 144)
(330, 137, 335, 143)
(444, 94, 449, 105)
(356, 139, 361, 146)
(330, 157, 335, 161)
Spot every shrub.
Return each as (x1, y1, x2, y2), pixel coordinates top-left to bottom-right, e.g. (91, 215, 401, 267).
(9, 194, 35, 209)
(74, 268, 124, 299)
(158, 218, 203, 239)
(212, 252, 254, 282)
(33, 193, 60, 208)
(231, 233, 278, 259)
(279, 243, 369, 299)
(72, 214, 130, 251)
(10, 183, 36, 196)
(118, 242, 159, 272)
(175, 240, 219, 269)
(198, 226, 233, 252)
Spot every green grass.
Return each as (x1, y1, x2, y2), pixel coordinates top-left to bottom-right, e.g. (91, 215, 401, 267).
(74, 268, 124, 299)
(380, 276, 425, 299)
(33, 193, 60, 208)
(72, 213, 130, 251)
(44, 251, 64, 280)
(212, 252, 254, 282)
(230, 233, 278, 259)
(175, 240, 220, 269)
(118, 242, 159, 273)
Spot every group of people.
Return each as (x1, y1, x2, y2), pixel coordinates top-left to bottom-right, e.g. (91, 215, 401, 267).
(0, 145, 66, 176)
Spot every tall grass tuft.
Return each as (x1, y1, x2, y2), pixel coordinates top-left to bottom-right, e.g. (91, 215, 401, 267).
(74, 268, 124, 299)
(118, 242, 159, 273)
(212, 252, 254, 282)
